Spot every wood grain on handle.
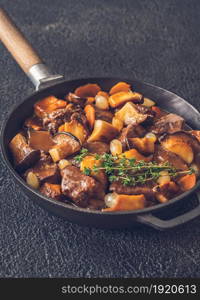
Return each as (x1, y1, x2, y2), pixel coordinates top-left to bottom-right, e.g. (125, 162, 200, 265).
(0, 8, 42, 73)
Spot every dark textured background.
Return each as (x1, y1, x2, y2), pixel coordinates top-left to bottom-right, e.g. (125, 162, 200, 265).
(0, 0, 200, 278)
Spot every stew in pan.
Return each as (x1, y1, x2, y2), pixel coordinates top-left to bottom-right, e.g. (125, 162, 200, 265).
(9, 82, 200, 211)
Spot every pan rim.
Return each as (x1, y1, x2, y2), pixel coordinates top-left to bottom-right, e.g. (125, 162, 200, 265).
(1, 76, 200, 216)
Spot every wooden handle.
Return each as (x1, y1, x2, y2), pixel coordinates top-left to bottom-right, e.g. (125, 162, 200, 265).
(0, 8, 42, 73)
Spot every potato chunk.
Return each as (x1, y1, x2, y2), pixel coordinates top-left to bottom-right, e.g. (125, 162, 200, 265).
(115, 102, 147, 125)
(87, 120, 118, 143)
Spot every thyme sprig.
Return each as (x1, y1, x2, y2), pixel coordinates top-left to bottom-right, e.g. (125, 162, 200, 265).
(75, 148, 194, 186)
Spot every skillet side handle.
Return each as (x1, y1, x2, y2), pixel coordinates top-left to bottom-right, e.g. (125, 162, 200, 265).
(136, 191, 200, 230)
(0, 8, 63, 90)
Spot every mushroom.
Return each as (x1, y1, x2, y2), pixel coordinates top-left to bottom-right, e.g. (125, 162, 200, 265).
(28, 130, 55, 152)
(9, 133, 40, 172)
(160, 131, 200, 164)
(49, 132, 81, 162)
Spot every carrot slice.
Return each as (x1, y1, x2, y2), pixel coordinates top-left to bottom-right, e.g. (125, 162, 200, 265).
(86, 97, 95, 104)
(122, 149, 152, 162)
(103, 194, 146, 211)
(97, 91, 109, 99)
(109, 82, 131, 95)
(178, 174, 196, 191)
(58, 124, 65, 132)
(84, 104, 95, 129)
(75, 84, 101, 98)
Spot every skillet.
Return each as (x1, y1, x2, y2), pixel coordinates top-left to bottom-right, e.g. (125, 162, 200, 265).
(1, 8, 200, 230)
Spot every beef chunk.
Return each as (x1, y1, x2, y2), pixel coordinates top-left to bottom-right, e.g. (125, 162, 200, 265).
(134, 104, 155, 125)
(24, 115, 43, 131)
(42, 104, 83, 134)
(151, 113, 184, 135)
(71, 111, 89, 131)
(40, 183, 63, 201)
(110, 182, 155, 201)
(61, 166, 104, 207)
(84, 141, 110, 154)
(153, 145, 188, 170)
(43, 108, 69, 134)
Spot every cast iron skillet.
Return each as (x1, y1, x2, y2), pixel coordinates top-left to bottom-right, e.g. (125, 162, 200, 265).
(1, 8, 200, 230)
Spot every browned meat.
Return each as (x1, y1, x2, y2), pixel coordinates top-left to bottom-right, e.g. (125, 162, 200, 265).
(71, 111, 89, 131)
(153, 145, 188, 170)
(9, 133, 40, 172)
(26, 161, 60, 184)
(110, 182, 155, 200)
(151, 113, 184, 135)
(61, 166, 105, 207)
(95, 108, 113, 123)
(84, 141, 110, 154)
(42, 104, 83, 134)
(135, 104, 155, 116)
(134, 104, 155, 125)
(24, 115, 43, 131)
(163, 131, 200, 153)
(40, 183, 63, 201)
(43, 107, 69, 134)
(39, 151, 53, 164)
(66, 92, 86, 107)
(118, 124, 146, 150)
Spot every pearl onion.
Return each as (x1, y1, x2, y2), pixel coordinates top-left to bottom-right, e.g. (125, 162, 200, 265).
(157, 171, 170, 185)
(145, 132, 157, 142)
(110, 139, 122, 156)
(104, 193, 118, 208)
(95, 95, 109, 110)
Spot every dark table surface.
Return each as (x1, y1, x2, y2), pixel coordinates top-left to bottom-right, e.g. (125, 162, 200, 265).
(1, 0, 200, 278)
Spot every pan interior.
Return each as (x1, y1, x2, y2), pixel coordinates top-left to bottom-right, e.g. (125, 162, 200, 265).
(1, 77, 200, 215)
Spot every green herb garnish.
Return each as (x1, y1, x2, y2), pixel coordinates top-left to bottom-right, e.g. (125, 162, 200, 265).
(75, 148, 194, 186)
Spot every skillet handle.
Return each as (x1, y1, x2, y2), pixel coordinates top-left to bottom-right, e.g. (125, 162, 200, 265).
(136, 191, 200, 230)
(0, 8, 42, 73)
(0, 8, 63, 90)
